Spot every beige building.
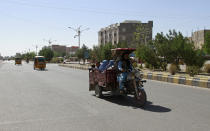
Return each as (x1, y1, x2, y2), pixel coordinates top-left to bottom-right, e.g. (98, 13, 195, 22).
(66, 46, 79, 56)
(98, 20, 153, 47)
(51, 45, 66, 54)
(189, 29, 210, 49)
(51, 45, 79, 56)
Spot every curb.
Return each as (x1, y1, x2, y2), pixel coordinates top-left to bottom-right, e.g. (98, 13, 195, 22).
(143, 72, 210, 89)
(59, 64, 210, 89)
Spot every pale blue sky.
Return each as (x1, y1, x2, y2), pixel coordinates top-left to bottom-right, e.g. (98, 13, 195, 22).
(0, 0, 210, 56)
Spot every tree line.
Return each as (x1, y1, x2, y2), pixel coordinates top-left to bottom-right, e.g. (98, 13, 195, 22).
(20, 27, 210, 76)
(74, 29, 210, 76)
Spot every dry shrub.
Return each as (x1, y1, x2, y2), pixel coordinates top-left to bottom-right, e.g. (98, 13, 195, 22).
(169, 64, 178, 75)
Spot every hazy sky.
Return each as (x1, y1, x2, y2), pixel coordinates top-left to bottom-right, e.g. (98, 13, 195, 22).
(0, 0, 209, 56)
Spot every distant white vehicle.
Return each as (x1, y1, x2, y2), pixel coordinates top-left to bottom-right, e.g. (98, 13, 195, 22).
(63, 59, 71, 64)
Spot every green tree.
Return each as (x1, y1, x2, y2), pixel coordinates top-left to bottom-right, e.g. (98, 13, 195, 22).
(53, 51, 62, 57)
(75, 44, 89, 64)
(153, 32, 170, 70)
(23, 52, 36, 60)
(89, 43, 115, 63)
(89, 45, 102, 63)
(115, 42, 129, 48)
(39, 47, 54, 61)
(101, 43, 114, 60)
(135, 42, 160, 69)
(75, 49, 82, 64)
(164, 30, 186, 65)
(29, 52, 36, 59)
(154, 30, 191, 71)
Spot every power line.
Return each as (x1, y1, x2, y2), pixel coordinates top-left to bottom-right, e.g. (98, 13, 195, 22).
(4, 0, 210, 20)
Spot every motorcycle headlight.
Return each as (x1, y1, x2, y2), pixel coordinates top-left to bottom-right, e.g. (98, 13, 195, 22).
(135, 71, 141, 78)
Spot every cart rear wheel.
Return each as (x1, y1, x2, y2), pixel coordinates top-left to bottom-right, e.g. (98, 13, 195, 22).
(95, 84, 103, 98)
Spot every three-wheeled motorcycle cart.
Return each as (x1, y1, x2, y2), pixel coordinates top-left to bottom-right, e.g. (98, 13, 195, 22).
(89, 48, 147, 107)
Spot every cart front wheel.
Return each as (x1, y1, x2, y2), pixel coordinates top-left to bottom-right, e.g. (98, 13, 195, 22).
(95, 84, 103, 98)
(135, 89, 147, 107)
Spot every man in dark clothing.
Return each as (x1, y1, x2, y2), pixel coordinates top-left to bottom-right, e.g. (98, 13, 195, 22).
(117, 53, 132, 93)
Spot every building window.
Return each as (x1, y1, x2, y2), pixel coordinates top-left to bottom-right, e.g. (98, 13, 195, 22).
(122, 36, 126, 41)
(122, 28, 126, 32)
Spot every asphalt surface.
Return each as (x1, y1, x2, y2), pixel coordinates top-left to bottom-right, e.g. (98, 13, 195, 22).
(0, 61, 210, 131)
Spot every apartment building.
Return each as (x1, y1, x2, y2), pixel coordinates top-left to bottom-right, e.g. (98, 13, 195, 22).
(98, 20, 153, 47)
(189, 29, 210, 49)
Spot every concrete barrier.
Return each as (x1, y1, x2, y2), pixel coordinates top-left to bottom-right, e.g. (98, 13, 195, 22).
(142, 72, 210, 89)
(192, 78, 200, 87)
(207, 80, 210, 88)
(59, 64, 89, 70)
(167, 75, 174, 83)
(178, 76, 186, 85)
(156, 74, 162, 81)
(147, 73, 153, 79)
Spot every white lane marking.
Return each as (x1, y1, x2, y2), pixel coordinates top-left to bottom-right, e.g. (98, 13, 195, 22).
(0, 116, 82, 126)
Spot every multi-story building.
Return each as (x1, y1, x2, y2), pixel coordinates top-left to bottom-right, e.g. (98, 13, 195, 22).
(51, 45, 66, 54)
(66, 46, 79, 56)
(98, 20, 153, 47)
(189, 29, 210, 49)
(51, 45, 79, 56)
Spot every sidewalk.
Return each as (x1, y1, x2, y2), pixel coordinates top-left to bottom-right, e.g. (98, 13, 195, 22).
(59, 63, 210, 89)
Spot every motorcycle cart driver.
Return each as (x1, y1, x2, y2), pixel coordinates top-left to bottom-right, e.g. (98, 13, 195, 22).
(117, 53, 133, 93)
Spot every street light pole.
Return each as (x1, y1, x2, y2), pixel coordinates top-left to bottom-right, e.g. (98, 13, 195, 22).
(78, 30, 81, 48)
(43, 39, 56, 47)
(68, 26, 89, 48)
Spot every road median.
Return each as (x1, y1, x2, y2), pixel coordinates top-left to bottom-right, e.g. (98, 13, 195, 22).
(59, 63, 89, 70)
(143, 72, 210, 88)
(59, 64, 210, 89)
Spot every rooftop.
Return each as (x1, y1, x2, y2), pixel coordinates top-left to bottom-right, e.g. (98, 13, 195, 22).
(122, 20, 141, 23)
(99, 20, 151, 31)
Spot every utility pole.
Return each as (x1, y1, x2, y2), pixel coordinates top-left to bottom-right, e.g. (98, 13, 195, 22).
(35, 45, 38, 55)
(32, 45, 40, 56)
(68, 26, 89, 48)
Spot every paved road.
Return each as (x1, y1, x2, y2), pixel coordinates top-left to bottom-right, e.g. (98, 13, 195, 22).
(0, 61, 210, 131)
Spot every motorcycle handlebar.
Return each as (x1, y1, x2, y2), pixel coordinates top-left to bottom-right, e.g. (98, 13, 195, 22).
(141, 80, 147, 83)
